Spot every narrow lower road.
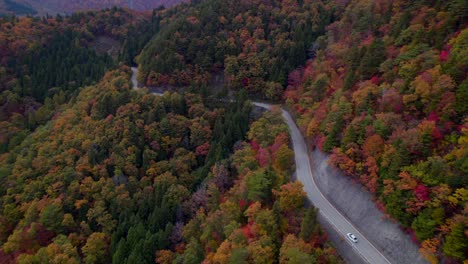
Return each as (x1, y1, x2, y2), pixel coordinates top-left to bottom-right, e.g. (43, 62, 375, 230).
(131, 68, 392, 264)
(131, 67, 139, 89)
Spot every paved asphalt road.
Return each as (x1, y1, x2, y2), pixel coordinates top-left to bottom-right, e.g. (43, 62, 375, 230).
(253, 102, 392, 264)
(132, 68, 393, 264)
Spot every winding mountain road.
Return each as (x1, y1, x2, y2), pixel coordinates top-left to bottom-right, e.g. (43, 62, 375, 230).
(131, 67, 393, 264)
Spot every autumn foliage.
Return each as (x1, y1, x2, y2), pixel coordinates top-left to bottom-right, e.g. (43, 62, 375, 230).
(138, 0, 333, 100)
(285, 0, 467, 262)
(155, 110, 341, 263)
(0, 66, 251, 263)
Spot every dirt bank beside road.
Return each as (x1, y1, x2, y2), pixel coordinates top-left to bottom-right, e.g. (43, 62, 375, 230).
(310, 149, 427, 264)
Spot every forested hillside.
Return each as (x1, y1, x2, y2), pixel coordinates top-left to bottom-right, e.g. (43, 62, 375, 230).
(0, 0, 185, 15)
(284, 0, 467, 262)
(0, 7, 165, 154)
(137, 0, 334, 100)
(0, 2, 344, 262)
(0, 66, 247, 263)
(155, 109, 341, 263)
(136, 0, 467, 262)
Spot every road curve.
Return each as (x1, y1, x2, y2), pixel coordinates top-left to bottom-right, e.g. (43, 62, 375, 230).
(131, 68, 392, 264)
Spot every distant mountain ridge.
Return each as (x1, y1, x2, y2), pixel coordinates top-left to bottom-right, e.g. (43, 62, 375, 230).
(0, 0, 36, 15)
(0, 0, 185, 15)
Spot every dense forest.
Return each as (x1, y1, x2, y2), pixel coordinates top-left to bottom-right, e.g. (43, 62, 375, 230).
(137, 0, 334, 100)
(155, 108, 341, 263)
(0, 7, 343, 260)
(284, 0, 467, 262)
(0, 65, 340, 263)
(0, 7, 168, 154)
(0, 66, 241, 262)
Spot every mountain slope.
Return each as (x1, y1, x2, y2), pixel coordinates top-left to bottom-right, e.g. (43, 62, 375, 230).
(0, 0, 186, 15)
(0, 0, 36, 16)
(136, 0, 467, 262)
(0, 8, 159, 156)
(285, 0, 467, 262)
(137, 0, 333, 100)
(0, 66, 248, 263)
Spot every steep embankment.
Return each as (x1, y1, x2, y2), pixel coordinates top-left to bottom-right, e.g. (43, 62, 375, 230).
(311, 150, 426, 264)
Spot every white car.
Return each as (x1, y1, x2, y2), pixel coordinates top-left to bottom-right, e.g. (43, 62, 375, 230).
(346, 233, 358, 243)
